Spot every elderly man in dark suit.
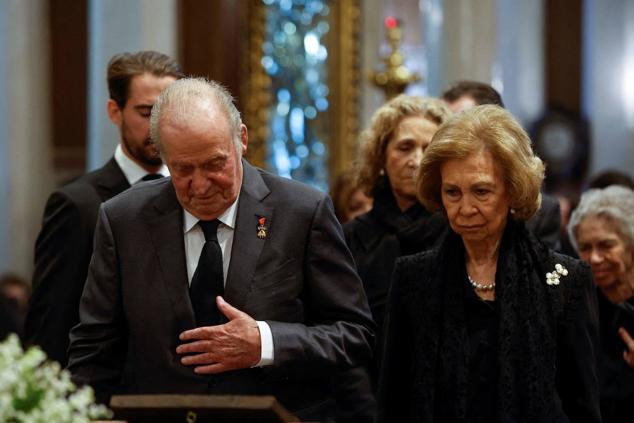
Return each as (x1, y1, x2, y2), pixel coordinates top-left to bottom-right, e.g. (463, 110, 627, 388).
(67, 78, 374, 421)
(25, 51, 182, 366)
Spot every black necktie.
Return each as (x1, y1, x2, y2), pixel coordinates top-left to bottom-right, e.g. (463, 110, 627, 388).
(141, 173, 163, 182)
(190, 220, 224, 326)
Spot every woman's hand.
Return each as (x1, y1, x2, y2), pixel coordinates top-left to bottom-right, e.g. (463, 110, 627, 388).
(618, 327, 634, 368)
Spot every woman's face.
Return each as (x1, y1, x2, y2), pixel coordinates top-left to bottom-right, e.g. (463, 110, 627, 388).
(385, 115, 439, 211)
(576, 216, 633, 288)
(440, 149, 511, 244)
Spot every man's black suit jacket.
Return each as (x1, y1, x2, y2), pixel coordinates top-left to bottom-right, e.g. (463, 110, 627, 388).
(526, 192, 562, 250)
(68, 160, 374, 421)
(25, 158, 130, 365)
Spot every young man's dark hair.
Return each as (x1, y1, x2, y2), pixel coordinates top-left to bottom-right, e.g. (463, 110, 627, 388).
(442, 80, 505, 108)
(587, 169, 634, 190)
(107, 51, 183, 108)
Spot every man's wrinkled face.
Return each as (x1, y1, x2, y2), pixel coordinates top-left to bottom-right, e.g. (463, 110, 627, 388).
(160, 103, 247, 220)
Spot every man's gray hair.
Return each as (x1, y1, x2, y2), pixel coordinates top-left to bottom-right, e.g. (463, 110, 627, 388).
(150, 77, 243, 153)
(568, 185, 634, 251)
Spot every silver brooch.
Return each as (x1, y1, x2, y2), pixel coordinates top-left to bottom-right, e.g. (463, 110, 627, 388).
(546, 263, 568, 286)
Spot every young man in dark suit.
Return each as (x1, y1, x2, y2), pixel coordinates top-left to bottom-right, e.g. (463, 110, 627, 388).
(68, 78, 374, 422)
(25, 51, 182, 366)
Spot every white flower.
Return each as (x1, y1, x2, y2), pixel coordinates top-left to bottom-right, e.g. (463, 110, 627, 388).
(546, 263, 569, 286)
(0, 334, 112, 422)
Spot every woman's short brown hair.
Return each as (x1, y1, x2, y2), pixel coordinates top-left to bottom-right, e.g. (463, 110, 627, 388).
(417, 105, 545, 221)
(356, 95, 451, 195)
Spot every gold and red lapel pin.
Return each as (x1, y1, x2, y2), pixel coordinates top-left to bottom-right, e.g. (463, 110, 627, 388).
(257, 216, 267, 239)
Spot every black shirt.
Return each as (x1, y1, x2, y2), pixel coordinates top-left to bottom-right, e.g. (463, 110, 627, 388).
(597, 291, 634, 423)
(464, 277, 499, 423)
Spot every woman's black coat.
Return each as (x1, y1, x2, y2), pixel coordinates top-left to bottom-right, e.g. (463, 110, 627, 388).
(377, 222, 602, 423)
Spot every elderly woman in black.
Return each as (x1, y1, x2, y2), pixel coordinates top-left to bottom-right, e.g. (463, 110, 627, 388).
(345, 95, 451, 347)
(378, 105, 601, 422)
(568, 185, 634, 422)
(335, 96, 450, 422)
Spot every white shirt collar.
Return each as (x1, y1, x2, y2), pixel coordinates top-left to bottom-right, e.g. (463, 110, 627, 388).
(114, 144, 170, 185)
(183, 196, 240, 234)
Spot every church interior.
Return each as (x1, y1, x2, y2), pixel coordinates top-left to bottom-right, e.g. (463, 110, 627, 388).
(0, 0, 633, 292)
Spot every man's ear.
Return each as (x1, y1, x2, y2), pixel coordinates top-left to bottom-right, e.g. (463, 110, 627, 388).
(240, 124, 248, 154)
(107, 99, 122, 126)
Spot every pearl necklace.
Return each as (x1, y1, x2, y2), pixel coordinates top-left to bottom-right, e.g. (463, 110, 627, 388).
(467, 274, 496, 291)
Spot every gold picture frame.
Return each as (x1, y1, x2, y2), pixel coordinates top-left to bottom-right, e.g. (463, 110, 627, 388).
(242, 0, 361, 179)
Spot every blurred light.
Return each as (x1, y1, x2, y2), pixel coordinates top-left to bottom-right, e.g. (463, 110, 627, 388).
(300, 13, 312, 25)
(276, 102, 290, 116)
(312, 142, 325, 155)
(265, 63, 279, 75)
(280, 0, 292, 12)
(272, 115, 286, 137)
(263, 0, 331, 191)
(290, 107, 305, 143)
(262, 55, 280, 75)
(385, 16, 398, 29)
(304, 32, 320, 56)
(316, 46, 327, 60)
(315, 98, 328, 111)
(274, 141, 291, 177)
(277, 88, 291, 103)
(304, 106, 317, 119)
(296, 145, 309, 158)
(261, 56, 273, 68)
(316, 84, 329, 97)
(274, 32, 286, 44)
(309, 0, 324, 13)
(317, 22, 329, 34)
(306, 69, 319, 84)
(283, 21, 297, 35)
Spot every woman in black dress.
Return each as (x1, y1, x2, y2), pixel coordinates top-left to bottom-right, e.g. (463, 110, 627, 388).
(344, 95, 451, 349)
(378, 105, 601, 422)
(568, 185, 634, 422)
(335, 96, 450, 422)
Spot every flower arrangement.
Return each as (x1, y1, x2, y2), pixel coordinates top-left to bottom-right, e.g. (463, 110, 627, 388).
(0, 334, 112, 422)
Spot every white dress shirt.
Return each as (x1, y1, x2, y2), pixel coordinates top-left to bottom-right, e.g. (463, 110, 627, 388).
(114, 144, 170, 185)
(183, 201, 274, 367)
